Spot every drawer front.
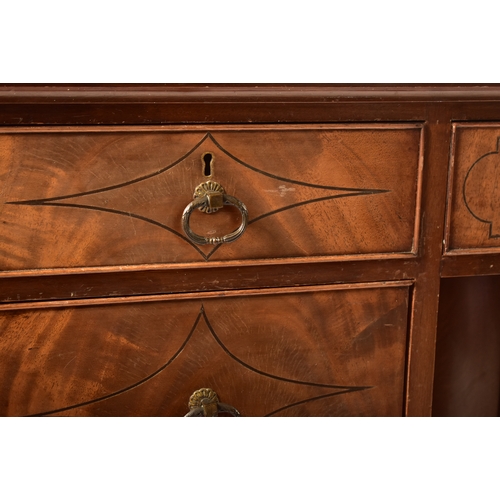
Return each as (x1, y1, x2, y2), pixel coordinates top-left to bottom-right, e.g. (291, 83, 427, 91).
(446, 124, 500, 254)
(0, 283, 410, 417)
(0, 125, 422, 272)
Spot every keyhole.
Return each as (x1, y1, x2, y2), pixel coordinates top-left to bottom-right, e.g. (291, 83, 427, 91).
(202, 153, 213, 177)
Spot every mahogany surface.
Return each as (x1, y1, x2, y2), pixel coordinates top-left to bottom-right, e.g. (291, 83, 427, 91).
(1, 84, 500, 416)
(446, 124, 500, 254)
(433, 276, 500, 416)
(0, 284, 409, 417)
(0, 125, 421, 271)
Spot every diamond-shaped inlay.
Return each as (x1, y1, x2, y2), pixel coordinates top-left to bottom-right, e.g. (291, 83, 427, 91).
(27, 305, 372, 417)
(7, 132, 389, 261)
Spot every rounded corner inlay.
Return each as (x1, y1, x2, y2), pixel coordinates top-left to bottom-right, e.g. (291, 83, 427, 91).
(463, 137, 500, 239)
(449, 126, 500, 253)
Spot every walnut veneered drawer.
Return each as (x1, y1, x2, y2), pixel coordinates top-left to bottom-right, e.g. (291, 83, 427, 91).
(0, 282, 410, 417)
(446, 124, 500, 254)
(0, 125, 423, 273)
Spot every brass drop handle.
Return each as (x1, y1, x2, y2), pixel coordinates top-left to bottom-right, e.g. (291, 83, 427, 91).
(182, 182, 248, 245)
(184, 388, 241, 417)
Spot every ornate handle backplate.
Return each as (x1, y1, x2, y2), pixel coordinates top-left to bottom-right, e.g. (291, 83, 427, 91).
(182, 182, 248, 245)
(184, 388, 241, 417)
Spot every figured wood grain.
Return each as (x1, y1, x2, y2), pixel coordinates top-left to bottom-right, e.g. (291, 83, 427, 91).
(0, 284, 410, 417)
(2, 85, 500, 418)
(446, 124, 500, 253)
(0, 125, 422, 272)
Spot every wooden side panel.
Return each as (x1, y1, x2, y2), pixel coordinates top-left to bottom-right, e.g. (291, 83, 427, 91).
(432, 276, 500, 416)
(446, 124, 500, 254)
(0, 285, 410, 417)
(0, 126, 422, 272)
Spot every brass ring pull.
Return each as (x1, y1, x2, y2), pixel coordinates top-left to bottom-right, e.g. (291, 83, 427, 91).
(182, 182, 248, 245)
(184, 388, 241, 417)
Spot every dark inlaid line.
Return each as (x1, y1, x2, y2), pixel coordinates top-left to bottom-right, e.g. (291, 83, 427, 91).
(463, 150, 498, 224)
(265, 387, 371, 417)
(205, 243, 223, 260)
(27, 309, 204, 417)
(17, 202, 210, 260)
(249, 191, 388, 225)
(462, 137, 500, 238)
(7, 133, 211, 204)
(202, 307, 373, 391)
(6, 132, 392, 261)
(208, 133, 386, 194)
(203, 191, 389, 260)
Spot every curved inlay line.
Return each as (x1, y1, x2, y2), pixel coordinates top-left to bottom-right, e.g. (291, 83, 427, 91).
(203, 191, 388, 260)
(208, 133, 384, 193)
(13, 192, 388, 263)
(265, 387, 371, 417)
(463, 151, 497, 224)
(6, 132, 390, 260)
(463, 137, 500, 238)
(248, 191, 388, 225)
(23, 201, 211, 259)
(27, 305, 372, 417)
(8, 133, 212, 204)
(26, 310, 204, 417)
(8, 132, 387, 207)
(202, 307, 372, 391)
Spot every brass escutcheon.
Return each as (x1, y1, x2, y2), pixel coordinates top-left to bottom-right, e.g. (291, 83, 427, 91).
(184, 388, 241, 417)
(194, 181, 225, 214)
(182, 182, 249, 245)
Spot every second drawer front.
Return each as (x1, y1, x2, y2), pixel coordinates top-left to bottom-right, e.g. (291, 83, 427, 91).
(0, 283, 410, 417)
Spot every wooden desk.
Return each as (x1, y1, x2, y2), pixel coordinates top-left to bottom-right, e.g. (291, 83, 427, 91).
(1, 85, 499, 416)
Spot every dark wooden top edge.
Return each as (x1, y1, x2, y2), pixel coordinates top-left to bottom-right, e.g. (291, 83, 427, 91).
(2, 85, 500, 103)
